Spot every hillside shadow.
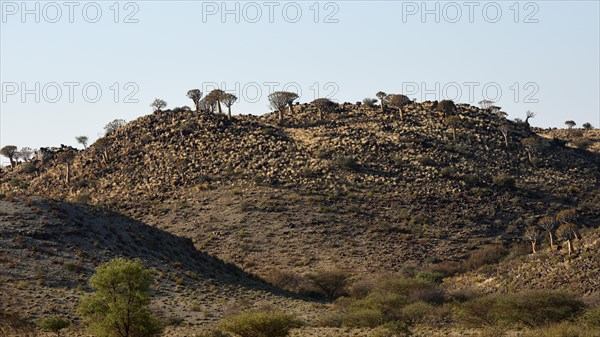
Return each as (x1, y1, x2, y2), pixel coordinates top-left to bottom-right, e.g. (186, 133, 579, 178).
(30, 198, 320, 303)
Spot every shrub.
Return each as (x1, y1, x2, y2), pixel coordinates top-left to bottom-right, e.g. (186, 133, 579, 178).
(19, 163, 37, 174)
(572, 139, 592, 150)
(306, 269, 350, 300)
(436, 100, 456, 114)
(417, 156, 435, 166)
(342, 308, 383, 328)
(335, 156, 358, 171)
(459, 290, 585, 328)
(463, 244, 507, 271)
(583, 306, 600, 327)
(416, 271, 443, 284)
(39, 316, 69, 336)
(401, 301, 436, 324)
(220, 311, 301, 337)
(363, 98, 378, 108)
(521, 322, 599, 337)
(493, 175, 516, 189)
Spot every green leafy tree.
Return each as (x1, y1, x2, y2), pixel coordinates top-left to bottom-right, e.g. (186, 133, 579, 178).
(78, 258, 162, 337)
(582, 122, 593, 130)
(186, 89, 203, 112)
(39, 316, 70, 337)
(0, 145, 18, 167)
(221, 93, 238, 118)
(75, 136, 89, 150)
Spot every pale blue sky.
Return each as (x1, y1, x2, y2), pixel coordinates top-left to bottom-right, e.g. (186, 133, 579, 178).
(1, 0, 599, 153)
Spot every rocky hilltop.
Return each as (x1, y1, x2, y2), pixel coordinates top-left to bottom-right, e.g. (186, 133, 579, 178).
(2, 101, 599, 277)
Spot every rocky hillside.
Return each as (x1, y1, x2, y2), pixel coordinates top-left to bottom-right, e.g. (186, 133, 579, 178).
(0, 197, 316, 334)
(447, 227, 600, 295)
(2, 102, 599, 278)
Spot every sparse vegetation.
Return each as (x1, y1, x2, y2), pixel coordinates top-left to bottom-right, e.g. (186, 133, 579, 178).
(220, 311, 301, 337)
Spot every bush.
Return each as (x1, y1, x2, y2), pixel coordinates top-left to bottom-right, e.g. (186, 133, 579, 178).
(306, 269, 350, 300)
(220, 311, 301, 337)
(463, 244, 507, 271)
(572, 139, 592, 150)
(436, 100, 456, 114)
(521, 322, 600, 337)
(416, 271, 443, 284)
(335, 156, 358, 171)
(39, 316, 69, 336)
(401, 301, 436, 324)
(363, 98, 378, 108)
(583, 306, 600, 327)
(342, 308, 383, 328)
(493, 175, 516, 189)
(417, 156, 435, 166)
(459, 290, 585, 328)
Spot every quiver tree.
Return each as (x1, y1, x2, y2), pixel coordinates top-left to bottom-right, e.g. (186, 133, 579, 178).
(57, 151, 75, 184)
(75, 136, 89, 149)
(0, 145, 18, 167)
(556, 209, 579, 239)
(311, 98, 336, 120)
(436, 99, 456, 117)
(19, 147, 34, 162)
(565, 120, 576, 129)
(186, 89, 203, 112)
(387, 94, 411, 121)
(200, 96, 216, 114)
(94, 138, 111, 165)
(376, 91, 387, 111)
(443, 116, 461, 141)
(499, 123, 510, 149)
(557, 223, 579, 255)
(524, 110, 536, 128)
(221, 93, 238, 119)
(478, 100, 493, 109)
(538, 216, 558, 248)
(104, 119, 126, 135)
(268, 91, 298, 123)
(206, 89, 225, 114)
(524, 225, 542, 254)
(284, 92, 299, 116)
(521, 137, 539, 165)
(150, 98, 167, 113)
